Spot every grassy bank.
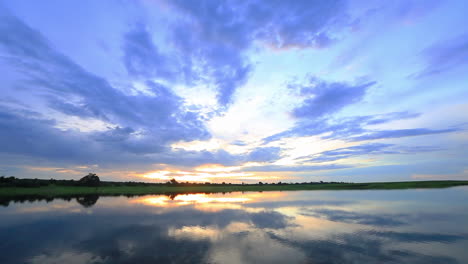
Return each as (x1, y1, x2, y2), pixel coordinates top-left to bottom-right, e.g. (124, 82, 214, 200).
(1, 180, 468, 197)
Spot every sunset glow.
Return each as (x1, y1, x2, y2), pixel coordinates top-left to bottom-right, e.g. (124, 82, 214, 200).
(0, 0, 466, 183)
(139, 169, 256, 183)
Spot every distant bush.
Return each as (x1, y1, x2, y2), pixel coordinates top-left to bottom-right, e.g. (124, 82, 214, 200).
(0, 176, 47, 188)
(78, 173, 101, 187)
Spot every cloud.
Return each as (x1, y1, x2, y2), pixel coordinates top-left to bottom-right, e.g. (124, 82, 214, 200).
(414, 33, 468, 78)
(231, 140, 248, 146)
(0, 12, 255, 168)
(291, 77, 376, 119)
(242, 164, 351, 172)
(300, 143, 395, 163)
(0, 10, 210, 140)
(167, 0, 349, 49)
(1, 1, 465, 182)
(0, 106, 98, 163)
(263, 117, 363, 143)
(263, 110, 458, 144)
(0, 104, 286, 170)
(0, 105, 170, 166)
(349, 128, 458, 141)
(365, 111, 420, 125)
(0, 3, 362, 177)
(263, 111, 417, 143)
(0, 3, 292, 174)
(247, 147, 282, 162)
(139, 0, 353, 106)
(122, 25, 178, 81)
(301, 142, 442, 163)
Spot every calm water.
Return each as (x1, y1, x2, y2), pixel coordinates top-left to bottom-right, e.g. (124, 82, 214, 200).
(1, 187, 468, 264)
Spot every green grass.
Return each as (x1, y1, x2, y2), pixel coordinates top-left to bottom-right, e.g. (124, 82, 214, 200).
(1, 180, 468, 197)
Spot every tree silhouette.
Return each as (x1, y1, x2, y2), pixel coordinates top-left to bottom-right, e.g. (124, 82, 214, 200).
(169, 178, 179, 185)
(78, 173, 101, 187)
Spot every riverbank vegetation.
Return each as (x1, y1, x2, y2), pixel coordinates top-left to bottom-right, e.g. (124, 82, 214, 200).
(1, 175, 467, 197)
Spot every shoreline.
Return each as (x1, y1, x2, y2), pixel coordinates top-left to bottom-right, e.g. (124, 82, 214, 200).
(1, 180, 467, 197)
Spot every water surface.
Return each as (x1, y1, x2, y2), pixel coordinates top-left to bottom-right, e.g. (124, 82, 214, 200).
(1, 187, 468, 264)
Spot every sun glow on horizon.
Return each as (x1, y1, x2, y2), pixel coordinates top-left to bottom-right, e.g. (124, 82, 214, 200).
(137, 167, 265, 183)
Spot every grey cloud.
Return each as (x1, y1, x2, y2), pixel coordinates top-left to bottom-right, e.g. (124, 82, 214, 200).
(122, 25, 178, 81)
(0, 105, 285, 168)
(168, 0, 349, 49)
(0, 12, 220, 164)
(300, 142, 442, 163)
(134, 0, 354, 106)
(366, 111, 420, 125)
(292, 77, 376, 119)
(0, 106, 100, 163)
(242, 164, 351, 172)
(263, 110, 457, 144)
(248, 147, 282, 162)
(262, 117, 365, 143)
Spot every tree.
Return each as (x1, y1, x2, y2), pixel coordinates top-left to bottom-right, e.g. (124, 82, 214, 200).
(78, 173, 100, 187)
(169, 178, 179, 185)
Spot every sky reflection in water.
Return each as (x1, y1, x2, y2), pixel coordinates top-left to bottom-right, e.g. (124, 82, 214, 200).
(1, 188, 468, 264)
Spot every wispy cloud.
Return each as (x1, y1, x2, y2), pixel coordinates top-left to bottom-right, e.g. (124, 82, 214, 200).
(299, 143, 442, 163)
(413, 33, 468, 78)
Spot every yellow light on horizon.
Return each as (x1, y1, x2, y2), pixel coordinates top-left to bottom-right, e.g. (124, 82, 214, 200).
(137, 168, 267, 183)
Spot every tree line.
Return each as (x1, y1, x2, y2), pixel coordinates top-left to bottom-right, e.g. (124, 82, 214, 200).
(1, 173, 348, 188)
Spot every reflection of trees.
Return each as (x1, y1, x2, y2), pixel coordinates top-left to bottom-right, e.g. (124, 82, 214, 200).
(0, 195, 101, 208)
(0, 198, 9, 207)
(76, 195, 100, 208)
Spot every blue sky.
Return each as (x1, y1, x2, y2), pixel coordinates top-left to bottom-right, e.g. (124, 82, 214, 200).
(0, 0, 467, 183)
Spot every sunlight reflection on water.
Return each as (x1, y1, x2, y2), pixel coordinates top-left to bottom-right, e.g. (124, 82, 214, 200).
(1, 187, 468, 264)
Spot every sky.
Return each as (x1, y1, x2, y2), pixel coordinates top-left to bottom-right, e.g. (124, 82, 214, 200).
(0, 0, 467, 183)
